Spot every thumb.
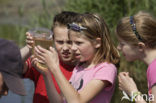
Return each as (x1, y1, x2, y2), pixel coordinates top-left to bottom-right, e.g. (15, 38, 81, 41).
(49, 46, 55, 52)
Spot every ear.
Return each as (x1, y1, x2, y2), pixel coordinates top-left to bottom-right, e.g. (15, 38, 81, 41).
(94, 38, 101, 48)
(138, 42, 146, 52)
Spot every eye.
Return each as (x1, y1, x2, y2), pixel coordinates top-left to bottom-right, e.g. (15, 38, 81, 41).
(75, 41, 83, 45)
(56, 40, 64, 44)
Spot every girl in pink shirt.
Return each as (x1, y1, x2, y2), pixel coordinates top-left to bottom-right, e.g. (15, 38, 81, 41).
(34, 13, 120, 103)
(117, 11, 156, 103)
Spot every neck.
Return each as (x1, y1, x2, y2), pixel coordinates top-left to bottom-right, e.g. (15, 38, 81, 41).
(79, 61, 96, 69)
(142, 48, 156, 65)
(60, 59, 77, 68)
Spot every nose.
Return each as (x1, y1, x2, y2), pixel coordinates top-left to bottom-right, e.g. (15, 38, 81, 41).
(71, 43, 77, 51)
(62, 44, 70, 51)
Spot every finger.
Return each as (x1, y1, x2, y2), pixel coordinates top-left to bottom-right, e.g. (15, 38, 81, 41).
(119, 72, 127, 77)
(26, 39, 34, 44)
(34, 46, 45, 56)
(31, 57, 38, 64)
(26, 36, 34, 41)
(37, 58, 45, 64)
(37, 45, 49, 53)
(35, 52, 46, 62)
(125, 72, 129, 76)
(26, 32, 31, 36)
(50, 47, 58, 57)
(118, 74, 128, 82)
(49, 46, 55, 52)
(26, 32, 34, 37)
(30, 55, 35, 59)
(26, 32, 33, 40)
(31, 58, 38, 67)
(119, 87, 123, 91)
(118, 75, 121, 81)
(26, 37, 33, 42)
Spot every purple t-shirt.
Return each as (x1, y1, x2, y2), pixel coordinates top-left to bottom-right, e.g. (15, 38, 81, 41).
(69, 62, 117, 103)
(147, 59, 156, 95)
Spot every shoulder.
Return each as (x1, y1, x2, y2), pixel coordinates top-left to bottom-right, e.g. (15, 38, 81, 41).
(94, 62, 117, 73)
(148, 59, 156, 69)
(147, 59, 156, 75)
(147, 59, 156, 89)
(93, 62, 117, 87)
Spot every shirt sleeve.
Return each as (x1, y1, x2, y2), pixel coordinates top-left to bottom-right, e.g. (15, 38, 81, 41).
(23, 58, 40, 81)
(93, 63, 117, 90)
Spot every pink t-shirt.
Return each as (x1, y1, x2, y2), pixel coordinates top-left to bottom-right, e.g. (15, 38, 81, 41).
(69, 62, 117, 103)
(147, 59, 156, 95)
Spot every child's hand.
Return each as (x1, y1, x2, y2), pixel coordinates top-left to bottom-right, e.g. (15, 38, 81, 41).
(118, 72, 138, 96)
(26, 32, 34, 50)
(30, 55, 50, 76)
(34, 46, 60, 73)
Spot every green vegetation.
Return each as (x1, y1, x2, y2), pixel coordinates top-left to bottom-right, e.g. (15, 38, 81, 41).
(0, 0, 156, 102)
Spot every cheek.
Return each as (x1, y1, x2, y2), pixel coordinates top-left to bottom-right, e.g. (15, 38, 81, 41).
(55, 43, 61, 51)
(81, 46, 94, 56)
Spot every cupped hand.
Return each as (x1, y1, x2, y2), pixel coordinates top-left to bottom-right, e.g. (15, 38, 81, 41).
(34, 46, 60, 73)
(118, 72, 138, 96)
(30, 55, 50, 76)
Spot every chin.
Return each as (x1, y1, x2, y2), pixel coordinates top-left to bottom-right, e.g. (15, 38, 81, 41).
(61, 58, 73, 62)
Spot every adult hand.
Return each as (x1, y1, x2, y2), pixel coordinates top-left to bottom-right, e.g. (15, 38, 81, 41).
(118, 72, 138, 97)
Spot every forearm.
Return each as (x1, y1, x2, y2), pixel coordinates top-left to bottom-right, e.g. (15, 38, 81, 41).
(52, 69, 82, 103)
(43, 72, 63, 103)
(20, 46, 32, 62)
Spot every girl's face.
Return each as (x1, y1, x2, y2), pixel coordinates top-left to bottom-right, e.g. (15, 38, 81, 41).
(69, 30, 96, 63)
(117, 37, 140, 61)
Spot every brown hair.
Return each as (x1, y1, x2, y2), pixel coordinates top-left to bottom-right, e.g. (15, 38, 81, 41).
(116, 11, 156, 48)
(71, 13, 120, 66)
(52, 11, 79, 30)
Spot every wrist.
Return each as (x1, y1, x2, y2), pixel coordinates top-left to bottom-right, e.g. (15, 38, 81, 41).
(48, 64, 60, 73)
(42, 71, 52, 79)
(127, 88, 138, 97)
(26, 45, 33, 54)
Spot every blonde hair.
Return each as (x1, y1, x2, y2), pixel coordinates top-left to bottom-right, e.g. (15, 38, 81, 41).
(116, 11, 156, 48)
(73, 13, 120, 66)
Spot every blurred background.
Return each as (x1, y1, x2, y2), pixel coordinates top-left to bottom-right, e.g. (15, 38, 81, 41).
(0, 0, 156, 103)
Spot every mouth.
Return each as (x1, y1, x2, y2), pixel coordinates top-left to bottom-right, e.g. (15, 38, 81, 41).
(62, 52, 71, 58)
(75, 53, 80, 58)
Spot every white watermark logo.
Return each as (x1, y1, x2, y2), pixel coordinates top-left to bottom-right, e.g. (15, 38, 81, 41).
(121, 91, 130, 101)
(121, 91, 154, 102)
